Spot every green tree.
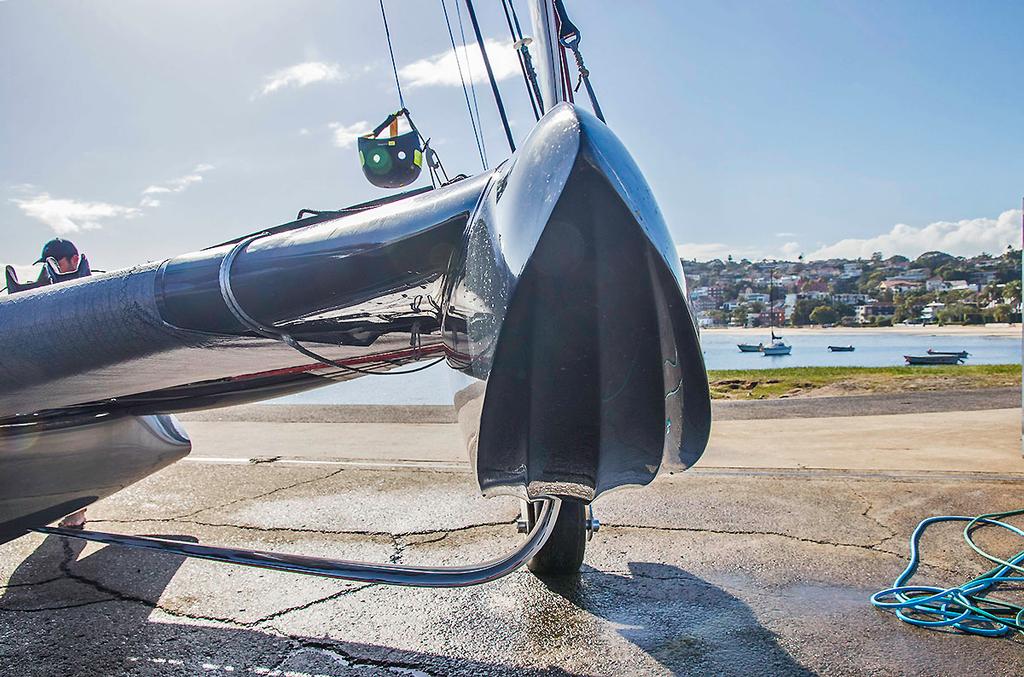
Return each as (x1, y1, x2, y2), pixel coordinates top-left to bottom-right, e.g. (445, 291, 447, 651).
(809, 305, 839, 325)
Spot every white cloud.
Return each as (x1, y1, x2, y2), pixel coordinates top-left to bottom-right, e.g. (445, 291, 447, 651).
(399, 39, 519, 88)
(141, 164, 214, 197)
(328, 121, 369, 149)
(676, 209, 1022, 262)
(258, 62, 345, 97)
(806, 209, 1022, 260)
(9, 163, 213, 235)
(774, 231, 796, 238)
(10, 193, 141, 234)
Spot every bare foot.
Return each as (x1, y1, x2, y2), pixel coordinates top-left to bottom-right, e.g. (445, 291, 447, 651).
(58, 508, 87, 529)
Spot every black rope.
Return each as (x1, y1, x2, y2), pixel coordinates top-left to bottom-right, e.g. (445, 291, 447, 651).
(440, 0, 488, 170)
(507, 0, 545, 113)
(379, 0, 405, 109)
(500, 0, 541, 121)
(463, 0, 516, 153)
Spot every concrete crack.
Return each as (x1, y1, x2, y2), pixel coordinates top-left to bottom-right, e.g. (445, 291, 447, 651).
(118, 517, 520, 540)
(850, 489, 899, 548)
(607, 522, 900, 554)
(283, 638, 441, 676)
(94, 467, 349, 525)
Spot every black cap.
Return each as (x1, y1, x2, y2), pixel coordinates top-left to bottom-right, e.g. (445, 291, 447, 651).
(34, 238, 78, 264)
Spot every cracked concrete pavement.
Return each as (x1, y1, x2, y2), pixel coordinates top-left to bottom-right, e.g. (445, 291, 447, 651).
(2, 392, 1022, 675)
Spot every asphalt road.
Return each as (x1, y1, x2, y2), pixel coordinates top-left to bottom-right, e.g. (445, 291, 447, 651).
(1, 391, 1021, 675)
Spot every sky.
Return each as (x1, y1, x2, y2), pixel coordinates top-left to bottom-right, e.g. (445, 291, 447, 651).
(1, 0, 1022, 273)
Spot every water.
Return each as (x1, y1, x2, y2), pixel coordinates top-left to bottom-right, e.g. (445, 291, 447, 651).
(271, 330, 1021, 405)
(701, 330, 1020, 371)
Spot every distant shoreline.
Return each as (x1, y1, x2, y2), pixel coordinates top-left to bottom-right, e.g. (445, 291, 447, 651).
(703, 324, 1021, 337)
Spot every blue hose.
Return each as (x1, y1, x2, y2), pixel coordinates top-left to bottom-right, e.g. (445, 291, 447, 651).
(871, 511, 1024, 637)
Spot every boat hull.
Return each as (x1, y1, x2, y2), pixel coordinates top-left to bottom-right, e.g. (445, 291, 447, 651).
(0, 413, 190, 542)
(442, 104, 711, 502)
(905, 355, 962, 365)
(738, 343, 763, 352)
(0, 103, 710, 532)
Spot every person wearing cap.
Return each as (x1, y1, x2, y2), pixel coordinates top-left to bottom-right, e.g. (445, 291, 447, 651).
(35, 238, 81, 274)
(36, 238, 89, 529)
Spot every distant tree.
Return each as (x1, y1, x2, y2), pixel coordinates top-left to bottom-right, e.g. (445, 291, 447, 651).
(871, 251, 883, 263)
(912, 251, 955, 271)
(833, 302, 855, 318)
(809, 305, 839, 325)
(991, 304, 1013, 323)
(732, 306, 748, 325)
(875, 317, 893, 327)
(790, 298, 819, 326)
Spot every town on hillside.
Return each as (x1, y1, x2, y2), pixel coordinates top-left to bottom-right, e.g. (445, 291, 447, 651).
(682, 249, 1023, 328)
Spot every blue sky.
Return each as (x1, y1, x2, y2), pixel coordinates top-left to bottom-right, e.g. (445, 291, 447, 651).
(2, 0, 1021, 272)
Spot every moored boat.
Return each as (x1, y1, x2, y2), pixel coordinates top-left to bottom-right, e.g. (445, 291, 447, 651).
(905, 354, 962, 365)
(927, 349, 969, 358)
(738, 343, 764, 352)
(828, 345, 855, 352)
(762, 336, 792, 356)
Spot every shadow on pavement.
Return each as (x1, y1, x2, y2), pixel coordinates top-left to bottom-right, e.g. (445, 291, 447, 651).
(0, 535, 585, 676)
(541, 562, 813, 676)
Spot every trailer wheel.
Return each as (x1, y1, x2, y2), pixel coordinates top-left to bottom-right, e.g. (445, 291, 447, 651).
(527, 499, 587, 576)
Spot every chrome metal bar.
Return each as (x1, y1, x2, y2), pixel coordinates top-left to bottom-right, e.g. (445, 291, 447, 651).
(31, 498, 560, 587)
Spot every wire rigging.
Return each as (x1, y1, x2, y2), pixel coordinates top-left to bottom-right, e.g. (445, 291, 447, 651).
(378, 0, 405, 109)
(440, 0, 488, 170)
(453, 0, 488, 169)
(462, 0, 516, 153)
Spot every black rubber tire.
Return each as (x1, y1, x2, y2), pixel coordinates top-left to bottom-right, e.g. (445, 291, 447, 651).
(527, 500, 587, 576)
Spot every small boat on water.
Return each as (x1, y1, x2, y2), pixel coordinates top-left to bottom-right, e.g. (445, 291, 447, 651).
(927, 349, 969, 358)
(738, 343, 764, 353)
(763, 333, 792, 356)
(905, 354, 963, 365)
(828, 345, 855, 352)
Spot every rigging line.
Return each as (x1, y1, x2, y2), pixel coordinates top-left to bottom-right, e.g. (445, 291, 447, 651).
(440, 0, 487, 170)
(453, 0, 488, 168)
(378, 0, 405, 109)
(462, 0, 516, 153)
(506, 0, 545, 113)
(499, 0, 540, 121)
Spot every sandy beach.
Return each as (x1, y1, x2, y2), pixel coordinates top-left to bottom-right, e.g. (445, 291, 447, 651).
(704, 323, 1022, 337)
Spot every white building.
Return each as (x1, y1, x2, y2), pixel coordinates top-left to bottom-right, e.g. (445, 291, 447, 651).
(841, 263, 862, 279)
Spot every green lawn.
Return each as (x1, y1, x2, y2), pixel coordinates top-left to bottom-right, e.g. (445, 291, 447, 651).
(707, 364, 1021, 400)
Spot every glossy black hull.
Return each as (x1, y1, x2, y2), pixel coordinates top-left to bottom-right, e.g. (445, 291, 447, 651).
(0, 103, 710, 538)
(443, 104, 711, 502)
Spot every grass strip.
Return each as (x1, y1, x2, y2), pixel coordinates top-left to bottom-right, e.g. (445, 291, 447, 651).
(707, 364, 1021, 400)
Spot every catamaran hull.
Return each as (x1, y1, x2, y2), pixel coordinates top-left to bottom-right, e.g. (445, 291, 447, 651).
(0, 413, 190, 542)
(443, 104, 711, 502)
(0, 104, 709, 547)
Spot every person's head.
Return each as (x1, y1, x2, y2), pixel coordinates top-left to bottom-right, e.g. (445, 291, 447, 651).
(35, 238, 79, 273)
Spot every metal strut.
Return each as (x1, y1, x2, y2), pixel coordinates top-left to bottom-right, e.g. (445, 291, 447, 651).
(33, 498, 561, 587)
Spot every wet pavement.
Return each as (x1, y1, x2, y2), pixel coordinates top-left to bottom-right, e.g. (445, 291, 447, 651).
(2, 397, 1023, 675)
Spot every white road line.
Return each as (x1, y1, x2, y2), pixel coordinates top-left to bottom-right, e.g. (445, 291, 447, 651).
(183, 456, 469, 471)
